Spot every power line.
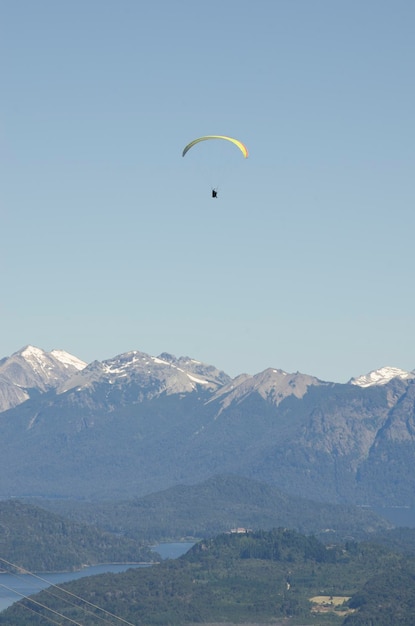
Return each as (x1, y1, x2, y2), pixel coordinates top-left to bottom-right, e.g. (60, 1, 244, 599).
(19, 600, 68, 626)
(20, 600, 69, 626)
(0, 556, 137, 626)
(1, 569, 116, 626)
(0, 581, 85, 625)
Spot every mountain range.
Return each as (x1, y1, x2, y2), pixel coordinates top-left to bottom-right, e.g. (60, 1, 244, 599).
(1, 345, 415, 505)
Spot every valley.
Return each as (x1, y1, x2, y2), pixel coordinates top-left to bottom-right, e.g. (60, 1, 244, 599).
(1, 346, 415, 624)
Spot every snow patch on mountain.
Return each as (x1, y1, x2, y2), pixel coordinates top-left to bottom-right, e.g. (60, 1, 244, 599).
(20, 345, 53, 374)
(50, 350, 87, 371)
(152, 356, 170, 366)
(20, 345, 45, 359)
(187, 373, 210, 385)
(349, 366, 415, 387)
(0, 346, 88, 412)
(19, 346, 86, 373)
(56, 349, 230, 398)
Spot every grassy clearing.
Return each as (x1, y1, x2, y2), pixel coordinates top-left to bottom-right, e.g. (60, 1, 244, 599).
(310, 596, 350, 606)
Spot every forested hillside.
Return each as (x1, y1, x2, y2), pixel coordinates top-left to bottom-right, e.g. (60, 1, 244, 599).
(2, 528, 414, 625)
(0, 500, 154, 572)
(33, 474, 391, 542)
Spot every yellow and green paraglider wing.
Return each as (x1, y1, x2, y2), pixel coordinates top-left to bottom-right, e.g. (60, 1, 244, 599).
(182, 135, 248, 158)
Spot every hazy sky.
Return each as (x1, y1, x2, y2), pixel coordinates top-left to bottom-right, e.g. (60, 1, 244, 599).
(1, 1, 414, 382)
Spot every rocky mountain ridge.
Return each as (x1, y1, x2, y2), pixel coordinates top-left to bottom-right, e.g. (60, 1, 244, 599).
(0, 346, 86, 412)
(1, 345, 414, 506)
(2, 345, 413, 414)
(56, 349, 231, 399)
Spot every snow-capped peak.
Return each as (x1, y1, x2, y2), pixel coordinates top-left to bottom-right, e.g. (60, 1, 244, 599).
(349, 366, 415, 388)
(20, 345, 45, 360)
(50, 350, 87, 371)
(0, 346, 88, 413)
(17, 345, 86, 371)
(18, 345, 52, 373)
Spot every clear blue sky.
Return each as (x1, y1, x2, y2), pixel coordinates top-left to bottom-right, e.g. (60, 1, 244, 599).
(1, 0, 414, 382)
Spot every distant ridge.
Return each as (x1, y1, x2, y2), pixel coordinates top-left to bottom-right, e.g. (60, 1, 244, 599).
(349, 365, 415, 387)
(37, 473, 390, 543)
(1, 345, 415, 506)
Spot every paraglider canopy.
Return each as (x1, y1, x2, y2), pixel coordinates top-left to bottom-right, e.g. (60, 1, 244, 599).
(182, 135, 248, 158)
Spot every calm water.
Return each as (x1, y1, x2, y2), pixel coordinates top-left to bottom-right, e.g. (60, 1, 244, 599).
(0, 542, 194, 613)
(373, 506, 415, 528)
(152, 541, 195, 560)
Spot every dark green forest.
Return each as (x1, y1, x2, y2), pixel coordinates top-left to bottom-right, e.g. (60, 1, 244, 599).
(2, 528, 415, 625)
(344, 562, 415, 625)
(0, 500, 154, 572)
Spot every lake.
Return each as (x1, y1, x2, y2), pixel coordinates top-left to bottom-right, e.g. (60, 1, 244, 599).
(0, 541, 195, 613)
(152, 541, 195, 559)
(373, 506, 415, 528)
